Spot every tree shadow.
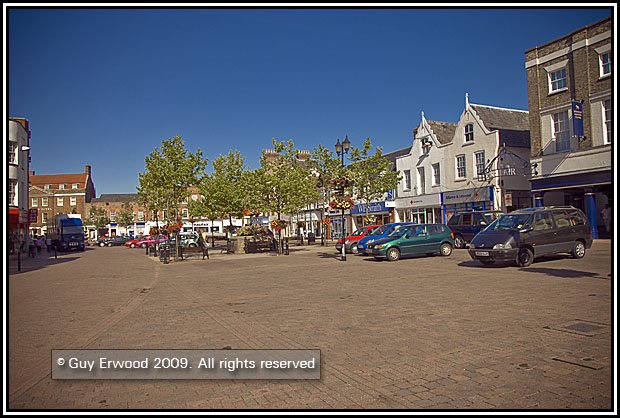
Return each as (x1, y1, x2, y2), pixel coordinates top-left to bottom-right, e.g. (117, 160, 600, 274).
(316, 252, 345, 260)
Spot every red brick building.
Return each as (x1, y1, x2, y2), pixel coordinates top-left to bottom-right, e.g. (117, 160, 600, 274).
(28, 165, 96, 236)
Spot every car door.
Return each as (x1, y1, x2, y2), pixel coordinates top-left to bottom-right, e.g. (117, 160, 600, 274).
(460, 213, 474, 241)
(524, 211, 557, 256)
(552, 210, 579, 253)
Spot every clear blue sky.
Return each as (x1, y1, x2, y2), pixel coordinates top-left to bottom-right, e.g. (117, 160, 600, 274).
(8, 6, 613, 195)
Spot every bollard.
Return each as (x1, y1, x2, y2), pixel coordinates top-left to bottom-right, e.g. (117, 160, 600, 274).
(55, 246, 58, 259)
(17, 251, 21, 272)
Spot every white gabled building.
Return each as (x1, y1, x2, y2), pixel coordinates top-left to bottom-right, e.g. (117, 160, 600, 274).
(395, 113, 456, 224)
(396, 94, 532, 224)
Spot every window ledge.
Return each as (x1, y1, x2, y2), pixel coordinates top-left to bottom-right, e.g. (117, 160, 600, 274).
(462, 141, 475, 146)
(454, 178, 468, 182)
(598, 73, 611, 80)
(548, 87, 568, 96)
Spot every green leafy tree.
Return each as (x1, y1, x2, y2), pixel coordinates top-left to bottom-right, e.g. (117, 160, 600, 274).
(188, 173, 225, 246)
(256, 139, 318, 248)
(347, 138, 401, 225)
(117, 202, 135, 230)
(309, 145, 344, 243)
(209, 150, 248, 237)
(137, 135, 208, 229)
(88, 206, 110, 238)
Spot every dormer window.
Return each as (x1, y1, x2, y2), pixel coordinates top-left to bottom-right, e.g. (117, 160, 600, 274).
(464, 124, 474, 142)
(59, 183, 66, 190)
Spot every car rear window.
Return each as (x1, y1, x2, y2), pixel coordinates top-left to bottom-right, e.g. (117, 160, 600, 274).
(568, 210, 586, 226)
(552, 211, 572, 228)
(461, 214, 472, 225)
(447, 215, 460, 226)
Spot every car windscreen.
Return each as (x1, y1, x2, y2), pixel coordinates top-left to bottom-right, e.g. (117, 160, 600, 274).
(350, 229, 364, 237)
(387, 226, 411, 237)
(486, 214, 532, 231)
(483, 212, 502, 222)
(62, 226, 83, 234)
(369, 225, 389, 235)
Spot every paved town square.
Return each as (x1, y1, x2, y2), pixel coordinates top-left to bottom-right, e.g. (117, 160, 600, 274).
(8, 241, 613, 410)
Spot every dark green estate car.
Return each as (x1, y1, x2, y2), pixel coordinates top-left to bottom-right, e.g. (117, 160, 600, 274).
(366, 224, 455, 261)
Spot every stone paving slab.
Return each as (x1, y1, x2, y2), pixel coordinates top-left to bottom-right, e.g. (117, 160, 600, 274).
(6, 241, 614, 411)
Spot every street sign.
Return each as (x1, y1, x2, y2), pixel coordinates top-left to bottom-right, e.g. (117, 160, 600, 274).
(572, 100, 584, 137)
(505, 193, 513, 207)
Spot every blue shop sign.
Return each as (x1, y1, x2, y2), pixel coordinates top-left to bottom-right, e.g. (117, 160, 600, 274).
(351, 201, 388, 215)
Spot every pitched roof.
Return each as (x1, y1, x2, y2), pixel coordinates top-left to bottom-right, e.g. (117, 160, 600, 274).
(30, 173, 88, 185)
(426, 120, 458, 145)
(496, 129, 531, 148)
(383, 147, 411, 163)
(470, 104, 530, 131)
(91, 194, 139, 203)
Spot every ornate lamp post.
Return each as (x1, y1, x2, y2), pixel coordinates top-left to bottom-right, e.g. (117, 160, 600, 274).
(335, 135, 351, 261)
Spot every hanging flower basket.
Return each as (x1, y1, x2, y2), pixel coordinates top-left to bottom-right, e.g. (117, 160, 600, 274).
(364, 215, 377, 224)
(164, 222, 183, 235)
(270, 219, 288, 231)
(321, 218, 331, 226)
(329, 196, 354, 210)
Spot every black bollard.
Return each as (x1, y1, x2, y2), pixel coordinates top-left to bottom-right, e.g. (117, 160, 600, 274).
(54, 246, 58, 259)
(17, 251, 21, 272)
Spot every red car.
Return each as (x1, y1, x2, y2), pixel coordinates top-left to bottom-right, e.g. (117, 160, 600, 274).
(124, 237, 145, 248)
(136, 235, 168, 248)
(336, 224, 380, 254)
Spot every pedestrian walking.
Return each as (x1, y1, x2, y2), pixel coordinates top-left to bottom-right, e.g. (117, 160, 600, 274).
(601, 203, 611, 234)
(46, 235, 52, 252)
(35, 236, 43, 255)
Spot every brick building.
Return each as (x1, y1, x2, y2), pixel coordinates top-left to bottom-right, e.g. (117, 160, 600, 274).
(28, 165, 96, 236)
(8, 118, 31, 251)
(525, 17, 612, 238)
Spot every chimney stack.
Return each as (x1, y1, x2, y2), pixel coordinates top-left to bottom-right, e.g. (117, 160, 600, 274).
(85, 164, 91, 176)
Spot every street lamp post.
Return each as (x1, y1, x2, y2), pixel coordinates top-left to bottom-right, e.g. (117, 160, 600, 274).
(335, 135, 351, 261)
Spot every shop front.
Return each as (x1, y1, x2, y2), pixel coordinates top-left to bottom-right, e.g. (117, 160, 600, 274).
(395, 193, 442, 225)
(441, 186, 495, 223)
(350, 201, 393, 230)
(531, 170, 611, 239)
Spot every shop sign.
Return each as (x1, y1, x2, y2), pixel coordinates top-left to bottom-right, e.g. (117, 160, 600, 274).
(27, 208, 37, 223)
(351, 201, 387, 215)
(443, 187, 490, 204)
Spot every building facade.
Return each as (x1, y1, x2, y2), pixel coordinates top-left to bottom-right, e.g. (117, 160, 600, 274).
(28, 165, 96, 236)
(525, 17, 612, 238)
(395, 95, 532, 224)
(8, 118, 31, 251)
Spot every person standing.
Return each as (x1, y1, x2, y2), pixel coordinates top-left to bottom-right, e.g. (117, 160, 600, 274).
(600, 203, 611, 234)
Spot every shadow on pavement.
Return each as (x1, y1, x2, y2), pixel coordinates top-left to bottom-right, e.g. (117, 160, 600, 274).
(458, 260, 513, 269)
(8, 256, 81, 275)
(316, 252, 344, 260)
(516, 267, 608, 280)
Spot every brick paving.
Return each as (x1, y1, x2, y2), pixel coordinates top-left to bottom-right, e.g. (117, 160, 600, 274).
(7, 241, 614, 410)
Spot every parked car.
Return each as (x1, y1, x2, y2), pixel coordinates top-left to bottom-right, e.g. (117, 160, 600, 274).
(468, 206, 592, 267)
(124, 237, 146, 248)
(357, 222, 416, 255)
(447, 210, 504, 248)
(367, 223, 454, 261)
(335, 225, 380, 254)
(137, 235, 168, 248)
(168, 231, 201, 248)
(99, 236, 130, 247)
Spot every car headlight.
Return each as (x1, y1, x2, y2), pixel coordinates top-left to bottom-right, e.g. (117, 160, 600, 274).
(376, 244, 383, 249)
(493, 243, 512, 250)
(470, 243, 475, 249)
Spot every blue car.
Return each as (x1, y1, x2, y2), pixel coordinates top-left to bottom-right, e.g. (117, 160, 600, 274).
(357, 222, 416, 255)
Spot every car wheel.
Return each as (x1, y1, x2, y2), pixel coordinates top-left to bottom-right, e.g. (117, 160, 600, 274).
(141, 243, 147, 248)
(351, 244, 359, 254)
(571, 241, 586, 259)
(99, 242, 105, 247)
(107, 243, 113, 247)
(189, 243, 197, 248)
(479, 259, 495, 266)
(454, 235, 466, 249)
(440, 243, 453, 256)
(386, 248, 400, 262)
(516, 247, 534, 268)
(130, 243, 136, 248)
